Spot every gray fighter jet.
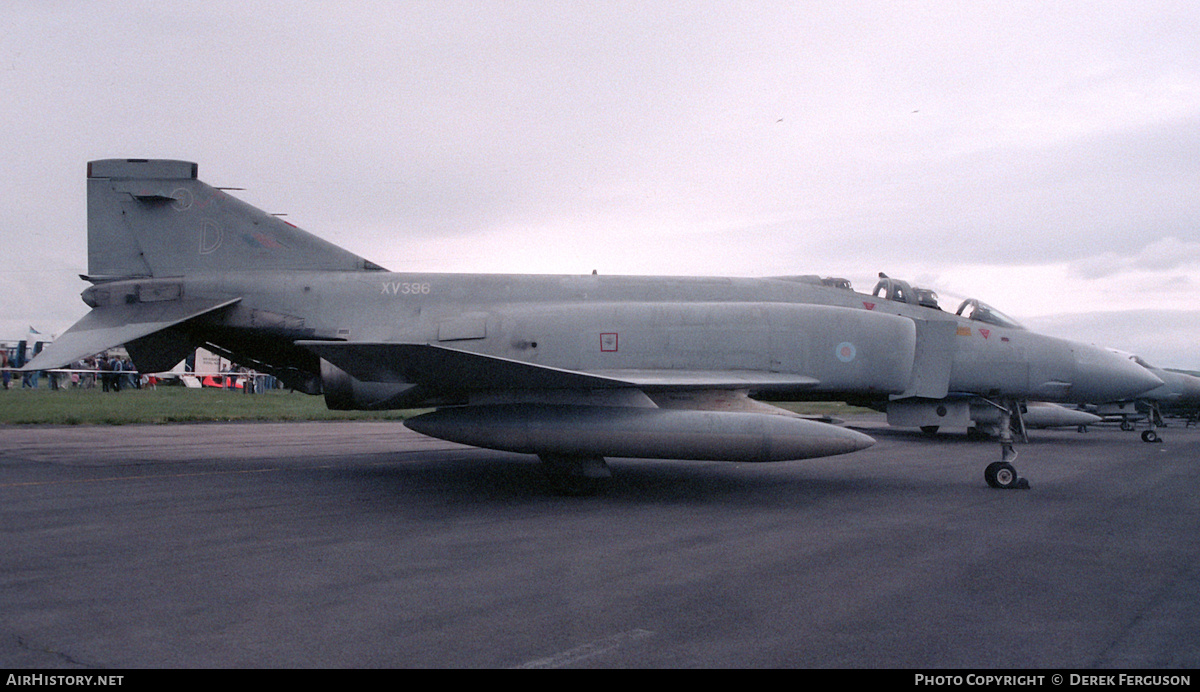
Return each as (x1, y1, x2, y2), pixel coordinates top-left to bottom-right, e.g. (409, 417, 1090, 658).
(24, 160, 1161, 491)
(1093, 351, 1200, 442)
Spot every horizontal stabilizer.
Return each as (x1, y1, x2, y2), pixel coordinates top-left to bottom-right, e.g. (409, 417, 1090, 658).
(21, 297, 241, 371)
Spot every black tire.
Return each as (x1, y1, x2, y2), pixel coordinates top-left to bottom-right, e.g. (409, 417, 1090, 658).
(920, 426, 940, 436)
(1120, 419, 1135, 432)
(1141, 430, 1159, 443)
(985, 461, 1019, 489)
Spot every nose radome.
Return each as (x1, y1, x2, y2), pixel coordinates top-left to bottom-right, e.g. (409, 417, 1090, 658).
(1073, 346, 1164, 402)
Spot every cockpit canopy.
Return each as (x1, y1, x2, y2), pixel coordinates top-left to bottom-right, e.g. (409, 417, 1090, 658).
(1125, 352, 1156, 369)
(871, 273, 1026, 330)
(954, 298, 1026, 330)
(1107, 349, 1156, 370)
(871, 275, 941, 310)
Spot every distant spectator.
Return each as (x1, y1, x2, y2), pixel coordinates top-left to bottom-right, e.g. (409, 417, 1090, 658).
(81, 357, 96, 388)
(123, 359, 137, 390)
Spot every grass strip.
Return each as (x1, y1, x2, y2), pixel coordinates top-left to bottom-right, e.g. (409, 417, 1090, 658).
(0, 385, 412, 425)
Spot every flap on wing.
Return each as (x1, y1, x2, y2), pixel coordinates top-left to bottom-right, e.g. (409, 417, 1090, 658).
(298, 341, 820, 393)
(21, 297, 241, 371)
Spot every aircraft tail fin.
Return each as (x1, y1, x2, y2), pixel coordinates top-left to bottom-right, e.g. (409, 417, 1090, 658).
(86, 159, 386, 279)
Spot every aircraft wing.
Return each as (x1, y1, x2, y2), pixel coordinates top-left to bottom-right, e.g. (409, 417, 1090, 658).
(21, 297, 242, 371)
(297, 341, 820, 393)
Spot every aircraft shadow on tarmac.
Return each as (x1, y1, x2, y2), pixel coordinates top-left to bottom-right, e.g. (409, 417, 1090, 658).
(321, 445, 951, 508)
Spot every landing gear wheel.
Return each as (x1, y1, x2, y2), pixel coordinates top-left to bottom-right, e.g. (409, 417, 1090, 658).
(984, 461, 1021, 489)
(920, 425, 940, 436)
(1120, 419, 1135, 432)
(1141, 430, 1160, 443)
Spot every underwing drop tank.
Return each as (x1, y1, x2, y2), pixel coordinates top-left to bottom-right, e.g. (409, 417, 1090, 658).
(405, 403, 875, 462)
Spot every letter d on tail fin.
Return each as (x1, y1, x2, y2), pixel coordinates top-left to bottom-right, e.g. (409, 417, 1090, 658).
(86, 159, 386, 279)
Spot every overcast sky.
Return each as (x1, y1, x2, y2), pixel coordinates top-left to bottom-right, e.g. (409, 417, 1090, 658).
(3, 1, 1198, 369)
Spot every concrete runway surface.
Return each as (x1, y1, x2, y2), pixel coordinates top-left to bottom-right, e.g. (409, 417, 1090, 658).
(2, 416, 1198, 668)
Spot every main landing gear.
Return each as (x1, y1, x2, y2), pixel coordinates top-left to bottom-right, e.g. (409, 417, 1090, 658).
(983, 399, 1030, 490)
(1122, 404, 1165, 443)
(1142, 404, 1164, 444)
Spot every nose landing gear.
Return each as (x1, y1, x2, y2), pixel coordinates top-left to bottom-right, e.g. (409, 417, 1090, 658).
(983, 399, 1031, 489)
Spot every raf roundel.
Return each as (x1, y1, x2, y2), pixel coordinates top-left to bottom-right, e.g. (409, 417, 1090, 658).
(836, 342, 857, 363)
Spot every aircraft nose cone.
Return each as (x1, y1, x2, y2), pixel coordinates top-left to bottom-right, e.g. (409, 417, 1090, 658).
(1072, 345, 1164, 402)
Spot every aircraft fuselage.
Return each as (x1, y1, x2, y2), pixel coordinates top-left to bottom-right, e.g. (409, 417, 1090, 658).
(83, 269, 1153, 409)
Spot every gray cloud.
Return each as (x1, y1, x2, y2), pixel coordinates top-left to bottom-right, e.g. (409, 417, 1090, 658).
(1070, 236, 1200, 279)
